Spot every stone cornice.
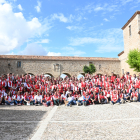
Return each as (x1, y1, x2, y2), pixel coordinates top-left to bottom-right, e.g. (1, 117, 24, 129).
(0, 55, 120, 61)
(122, 11, 140, 30)
(118, 51, 124, 56)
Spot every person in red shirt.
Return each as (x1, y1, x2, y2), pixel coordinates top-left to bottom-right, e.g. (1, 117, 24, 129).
(90, 91, 99, 105)
(98, 91, 108, 104)
(110, 90, 120, 105)
(43, 93, 52, 107)
(24, 92, 31, 105)
(130, 88, 138, 102)
(52, 92, 60, 106)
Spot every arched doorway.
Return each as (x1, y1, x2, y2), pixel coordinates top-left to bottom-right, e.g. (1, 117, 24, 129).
(96, 73, 102, 78)
(44, 73, 54, 77)
(77, 73, 85, 79)
(24, 73, 35, 76)
(60, 73, 71, 79)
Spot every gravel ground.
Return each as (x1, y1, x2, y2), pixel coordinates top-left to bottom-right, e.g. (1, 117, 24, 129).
(41, 102, 140, 140)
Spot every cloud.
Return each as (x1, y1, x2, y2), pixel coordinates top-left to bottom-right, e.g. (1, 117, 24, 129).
(0, 1, 50, 54)
(47, 52, 61, 56)
(69, 37, 106, 46)
(121, 0, 133, 5)
(95, 46, 122, 53)
(35, 1, 41, 13)
(0, 0, 5, 4)
(69, 28, 123, 53)
(35, 39, 49, 43)
(81, 2, 120, 15)
(51, 13, 68, 22)
(66, 26, 83, 31)
(19, 43, 61, 56)
(61, 47, 85, 56)
(62, 47, 74, 51)
(104, 18, 109, 22)
(19, 43, 47, 55)
(94, 6, 103, 11)
(18, 4, 23, 11)
(51, 13, 74, 23)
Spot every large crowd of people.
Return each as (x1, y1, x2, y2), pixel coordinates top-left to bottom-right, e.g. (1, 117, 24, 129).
(0, 72, 140, 107)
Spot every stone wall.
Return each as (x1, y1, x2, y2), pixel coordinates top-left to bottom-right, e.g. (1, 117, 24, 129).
(0, 56, 121, 77)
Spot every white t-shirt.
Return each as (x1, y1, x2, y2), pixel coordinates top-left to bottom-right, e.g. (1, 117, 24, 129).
(67, 96, 74, 102)
(35, 95, 42, 101)
(61, 94, 67, 100)
(78, 96, 83, 101)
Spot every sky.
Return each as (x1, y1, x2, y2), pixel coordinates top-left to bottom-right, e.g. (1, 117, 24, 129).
(0, 0, 139, 58)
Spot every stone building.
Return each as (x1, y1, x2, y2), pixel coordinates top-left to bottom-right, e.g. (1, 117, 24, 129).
(0, 11, 140, 77)
(118, 11, 140, 75)
(0, 55, 120, 77)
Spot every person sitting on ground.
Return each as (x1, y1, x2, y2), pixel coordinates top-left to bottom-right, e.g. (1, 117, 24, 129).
(43, 93, 52, 107)
(83, 91, 90, 106)
(77, 93, 83, 106)
(67, 93, 76, 107)
(5, 92, 14, 105)
(90, 91, 99, 105)
(98, 91, 108, 104)
(34, 91, 42, 106)
(60, 90, 67, 105)
(52, 91, 60, 106)
(130, 88, 138, 102)
(110, 90, 120, 105)
(41, 91, 45, 103)
(123, 89, 130, 102)
(24, 92, 31, 105)
(30, 92, 36, 105)
(119, 90, 125, 104)
(0, 91, 4, 105)
(14, 91, 23, 105)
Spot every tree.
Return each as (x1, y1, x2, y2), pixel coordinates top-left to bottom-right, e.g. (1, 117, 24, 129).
(126, 49, 140, 72)
(83, 64, 96, 74)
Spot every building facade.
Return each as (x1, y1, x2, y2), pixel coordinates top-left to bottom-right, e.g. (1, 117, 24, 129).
(119, 11, 140, 75)
(0, 55, 120, 77)
(0, 11, 140, 77)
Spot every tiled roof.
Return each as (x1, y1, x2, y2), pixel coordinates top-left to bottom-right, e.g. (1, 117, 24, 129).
(122, 11, 140, 30)
(0, 55, 119, 61)
(118, 51, 124, 56)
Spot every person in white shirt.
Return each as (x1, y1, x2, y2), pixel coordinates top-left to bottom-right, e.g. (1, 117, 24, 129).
(67, 92, 76, 107)
(66, 88, 71, 96)
(60, 90, 67, 104)
(77, 93, 84, 106)
(35, 92, 42, 106)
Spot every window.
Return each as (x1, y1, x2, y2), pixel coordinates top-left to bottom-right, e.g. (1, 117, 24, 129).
(138, 15, 140, 30)
(122, 69, 124, 74)
(99, 64, 101, 69)
(17, 61, 21, 68)
(129, 25, 131, 36)
(54, 64, 60, 72)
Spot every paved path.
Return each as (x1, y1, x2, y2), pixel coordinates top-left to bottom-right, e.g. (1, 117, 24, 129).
(1, 103, 140, 140)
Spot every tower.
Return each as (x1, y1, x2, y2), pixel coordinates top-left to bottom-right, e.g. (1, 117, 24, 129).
(119, 11, 140, 75)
